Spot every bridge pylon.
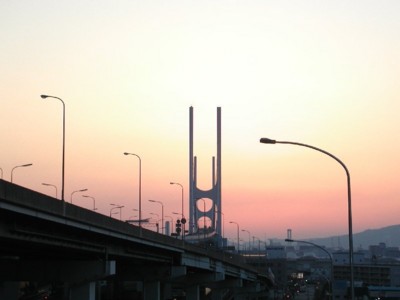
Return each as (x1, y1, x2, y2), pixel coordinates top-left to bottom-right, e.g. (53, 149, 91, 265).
(188, 107, 222, 246)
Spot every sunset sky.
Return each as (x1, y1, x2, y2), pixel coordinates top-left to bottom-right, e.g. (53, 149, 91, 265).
(1, 1, 399, 246)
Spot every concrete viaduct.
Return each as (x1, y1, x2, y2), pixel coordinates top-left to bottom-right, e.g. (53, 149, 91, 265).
(0, 180, 272, 299)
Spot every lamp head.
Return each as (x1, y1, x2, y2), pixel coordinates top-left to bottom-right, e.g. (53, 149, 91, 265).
(40, 95, 48, 99)
(285, 239, 294, 242)
(22, 163, 33, 167)
(260, 138, 276, 144)
(123, 152, 129, 155)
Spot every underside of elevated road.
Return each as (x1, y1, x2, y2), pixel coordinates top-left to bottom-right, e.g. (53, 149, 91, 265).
(0, 179, 273, 299)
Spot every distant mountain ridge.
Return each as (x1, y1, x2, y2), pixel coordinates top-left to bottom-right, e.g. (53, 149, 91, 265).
(307, 224, 400, 250)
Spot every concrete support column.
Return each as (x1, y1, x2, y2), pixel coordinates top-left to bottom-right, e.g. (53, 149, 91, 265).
(186, 285, 200, 300)
(144, 280, 160, 300)
(0, 282, 19, 300)
(69, 281, 96, 300)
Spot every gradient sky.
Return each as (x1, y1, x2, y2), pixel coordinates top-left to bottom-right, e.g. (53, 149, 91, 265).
(1, 1, 399, 246)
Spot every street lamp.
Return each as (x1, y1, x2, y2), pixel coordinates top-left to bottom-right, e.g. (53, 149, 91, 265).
(11, 163, 33, 183)
(260, 137, 354, 300)
(149, 200, 164, 234)
(286, 238, 333, 300)
(229, 221, 240, 252)
(70, 188, 88, 203)
(0, 167, 3, 179)
(150, 212, 160, 233)
(82, 195, 97, 210)
(110, 204, 124, 220)
(170, 181, 185, 238)
(170, 182, 184, 217)
(241, 229, 251, 251)
(41, 95, 65, 203)
(42, 183, 58, 198)
(124, 152, 142, 227)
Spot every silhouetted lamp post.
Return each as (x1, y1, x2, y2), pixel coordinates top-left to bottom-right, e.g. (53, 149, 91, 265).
(124, 152, 142, 227)
(170, 181, 185, 238)
(229, 221, 240, 252)
(149, 200, 164, 234)
(11, 163, 33, 183)
(170, 182, 184, 217)
(260, 137, 354, 300)
(82, 195, 97, 210)
(110, 204, 124, 220)
(285, 238, 333, 300)
(150, 212, 160, 233)
(70, 188, 88, 203)
(41, 95, 65, 203)
(42, 183, 58, 198)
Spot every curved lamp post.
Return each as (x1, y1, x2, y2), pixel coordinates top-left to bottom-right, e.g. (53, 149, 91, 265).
(260, 137, 354, 300)
(70, 188, 88, 203)
(170, 182, 184, 218)
(124, 152, 142, 227)
(286, 238, 333, 299)
(150, 212, 160, 233)
(149, 200, 164, 234)
(82, 195, 97, 210)
(229, 221, 240, 252)
(11, 163, 33, 183)
(42, 183, 58, 198)
(110, 204, 124, 219)
(41, 95, 65, 203)
(170, 182, 185, 238)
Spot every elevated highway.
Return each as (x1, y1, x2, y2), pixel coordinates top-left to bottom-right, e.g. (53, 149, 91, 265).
(0, 180, 272, 299)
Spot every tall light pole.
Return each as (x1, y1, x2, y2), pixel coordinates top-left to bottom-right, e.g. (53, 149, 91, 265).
(260, 137, 354, 300)
(42, 183, 58, 198)
(170, 181, 185, 238)
(11, 163, 33, 183)
(41, 95, 65, 203)
(150, 212, 160, 233)
(170, 182, 184, 218)
(0, 167, 3, 179)
(70, 188, 88, 203)
(110, 204, 124, 220)
(242, 229, 251, 251)
(285, 238, 333, 300)
(149, 200, 164, 234)
(124, 152, 142, 227)
(229, 221, 240, 252)
(82, 195, 96, 210)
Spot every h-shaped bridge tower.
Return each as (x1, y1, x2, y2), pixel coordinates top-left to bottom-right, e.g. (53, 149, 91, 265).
(188, 107, 222, 245)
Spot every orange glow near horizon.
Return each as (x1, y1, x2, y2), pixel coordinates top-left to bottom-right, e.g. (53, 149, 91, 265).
(1, 1, 400, 245)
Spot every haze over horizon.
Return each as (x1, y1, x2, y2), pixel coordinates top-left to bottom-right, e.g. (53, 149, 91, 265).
(1, 1, 399, 242)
